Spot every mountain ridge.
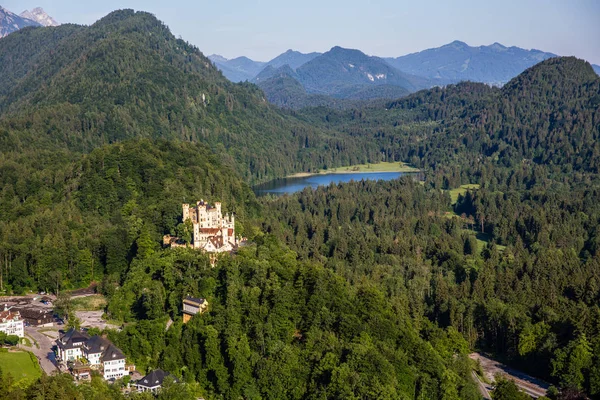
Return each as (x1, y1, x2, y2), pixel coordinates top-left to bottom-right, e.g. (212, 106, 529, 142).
(19, 7, 59, 27)
(384, 40, 558, 85)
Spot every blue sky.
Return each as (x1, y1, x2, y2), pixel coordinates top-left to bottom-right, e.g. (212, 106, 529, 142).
(6, 0, 600, 64)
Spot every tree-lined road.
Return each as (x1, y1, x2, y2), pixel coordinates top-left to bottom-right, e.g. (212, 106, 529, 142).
(470, 353, 549, 399)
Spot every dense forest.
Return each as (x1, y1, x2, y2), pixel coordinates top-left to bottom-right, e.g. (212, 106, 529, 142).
(1, 7, 600, 400)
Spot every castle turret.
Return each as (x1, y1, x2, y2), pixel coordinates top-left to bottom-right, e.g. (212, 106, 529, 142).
(182, 204, 190, 222)
(215, 202, 222, 217)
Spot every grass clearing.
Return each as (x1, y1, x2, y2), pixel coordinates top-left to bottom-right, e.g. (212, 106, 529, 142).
(448, 184, 480, 204)
(0, 351, 42, 388)
(20, 337, 32, 347)
(71, 294, 107, 311)
(288, 162, 420, 178)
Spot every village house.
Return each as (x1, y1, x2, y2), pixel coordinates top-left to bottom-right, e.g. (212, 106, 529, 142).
(56, 329, 128, 380)
(14, 307, 54, 327)
(164, 200, 239, 253)
(182, 296, 208, 324)
(0, 306, 24, 338)
(135, 369, 178, 393)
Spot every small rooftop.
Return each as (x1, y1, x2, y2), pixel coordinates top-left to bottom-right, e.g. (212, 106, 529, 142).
(184, 296, 205, 305)
(137, 369, 177, 388)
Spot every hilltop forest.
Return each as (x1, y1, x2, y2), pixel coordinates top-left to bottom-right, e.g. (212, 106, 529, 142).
(0, 8, 600, 400)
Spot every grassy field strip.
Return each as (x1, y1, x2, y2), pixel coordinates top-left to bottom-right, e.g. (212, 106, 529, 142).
(447, 184, 480, 204)
(0, 351, 42, 388)
(287, 162, 420, 178)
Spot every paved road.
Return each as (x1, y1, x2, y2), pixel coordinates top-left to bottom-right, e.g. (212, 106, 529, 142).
(25, 326, 58, 375)
(470, 353, 549, 398)
(472, 371, 493, 400)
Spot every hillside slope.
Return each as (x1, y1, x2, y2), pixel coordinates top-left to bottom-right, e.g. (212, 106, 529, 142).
(0, 10, 389, 182)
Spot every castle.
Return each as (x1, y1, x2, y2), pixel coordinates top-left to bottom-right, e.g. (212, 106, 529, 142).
(164, 200, 238, 253)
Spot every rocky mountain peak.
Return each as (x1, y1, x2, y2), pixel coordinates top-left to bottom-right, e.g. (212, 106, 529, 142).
(20, 7, 59, 27)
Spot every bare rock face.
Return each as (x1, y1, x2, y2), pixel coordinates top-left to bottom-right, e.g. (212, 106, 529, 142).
(20, 7, 59, 27)
(0, 6, 40, 38)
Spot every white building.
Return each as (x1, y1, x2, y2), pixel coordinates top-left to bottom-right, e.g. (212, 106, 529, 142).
(56, 329, 127, 380)
(0, 307, 24, 338)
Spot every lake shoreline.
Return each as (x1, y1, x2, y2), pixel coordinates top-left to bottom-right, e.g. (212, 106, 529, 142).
(287, 162, 420, 178)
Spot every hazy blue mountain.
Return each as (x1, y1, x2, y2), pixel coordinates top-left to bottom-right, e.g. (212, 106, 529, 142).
(210, 50, 320, 82)
(208, 55, 266, 82)
(385, 40, 557, 85)
(254, 64, 299, 83)
(0, 5, 41, 38)
(593, 64, 600, 75)
(253, 47, 420, 106)
(266, 49, 321, 70)
(294, 46, 429, 97)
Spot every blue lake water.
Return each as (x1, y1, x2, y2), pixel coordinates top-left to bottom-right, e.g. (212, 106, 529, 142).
(254, 172, 414, 195)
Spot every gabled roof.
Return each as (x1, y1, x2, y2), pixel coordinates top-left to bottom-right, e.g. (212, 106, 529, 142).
(85, 335, 110, 354)
(100, 343, 125, 362)
(14, 307, 53, 320)
(137, 369, 177, 388)
(59, 328, 89, 347)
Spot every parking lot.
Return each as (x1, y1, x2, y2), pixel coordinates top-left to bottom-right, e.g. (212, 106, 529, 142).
(75, 310, 119, 331)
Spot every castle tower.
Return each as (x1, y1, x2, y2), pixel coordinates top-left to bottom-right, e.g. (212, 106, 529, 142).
(182, 204, 190, 222)
(215, 202, 222, 217)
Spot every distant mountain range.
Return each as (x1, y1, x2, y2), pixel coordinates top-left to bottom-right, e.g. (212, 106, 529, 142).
(208, 50, 321, 83)
(0, 6, 59, 38)
(249, 47, 421, 106)
(210, 41, 600, 107)
(384, 40, 557, 86)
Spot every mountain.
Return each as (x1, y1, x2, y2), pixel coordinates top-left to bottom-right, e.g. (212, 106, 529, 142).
(593, 64, 600, 75)
(0, 9, 393, 183)
(385, 40, 557, 85)
(293, 46, 428, 97)
(19, 7, 59, 27)
(210, 50, 320, 82)
(265, 49, 321, 70)
(208, 54, 265, 82)
(254, 58, 411, 108)
(313, 57, 600, 173)
(0, 5, 40, 38)
(254, 64, 299, 83)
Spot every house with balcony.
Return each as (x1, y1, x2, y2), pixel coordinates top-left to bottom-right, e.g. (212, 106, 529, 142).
(56, 329, 128, 380)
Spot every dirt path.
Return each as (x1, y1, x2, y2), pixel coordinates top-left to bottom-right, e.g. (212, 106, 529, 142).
(470, 353, 550, 398)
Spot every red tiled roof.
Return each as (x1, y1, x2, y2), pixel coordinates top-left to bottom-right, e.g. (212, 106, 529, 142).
(0, 310, 20, 322)
(199, 228, 221, 234)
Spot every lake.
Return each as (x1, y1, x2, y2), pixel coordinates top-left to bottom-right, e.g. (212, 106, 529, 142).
(254, 172, 415, 196)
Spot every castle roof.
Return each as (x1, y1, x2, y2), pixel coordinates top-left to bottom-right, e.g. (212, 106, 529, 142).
(199, 228, 221, 235)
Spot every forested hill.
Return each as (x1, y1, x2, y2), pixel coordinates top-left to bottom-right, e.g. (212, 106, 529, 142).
(0, 10, 386, 183)
(302, 57, 600, 180)
(421, 57, 600, 173)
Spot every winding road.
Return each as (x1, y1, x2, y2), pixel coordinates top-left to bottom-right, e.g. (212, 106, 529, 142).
(24, 326, 59, 375)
